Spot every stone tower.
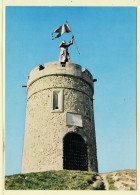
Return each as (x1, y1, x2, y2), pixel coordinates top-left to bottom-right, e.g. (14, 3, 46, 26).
(22, 62, 98, 173)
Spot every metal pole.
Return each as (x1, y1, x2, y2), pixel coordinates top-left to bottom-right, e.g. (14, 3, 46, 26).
(66, 20, 80, 55)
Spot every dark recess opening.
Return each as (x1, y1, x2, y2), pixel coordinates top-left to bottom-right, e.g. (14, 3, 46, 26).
(63, 133, 88, 171)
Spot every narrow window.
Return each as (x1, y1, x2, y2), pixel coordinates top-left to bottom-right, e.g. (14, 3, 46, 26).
(52, 89, 63, 112)
(53, 91, 59, 109)
(85, 95, 91, 118)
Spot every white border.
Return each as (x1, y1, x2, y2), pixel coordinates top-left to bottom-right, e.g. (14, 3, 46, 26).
(1, 0, 140, 195)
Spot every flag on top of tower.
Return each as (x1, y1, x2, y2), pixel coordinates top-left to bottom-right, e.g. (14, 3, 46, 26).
(52, 23, 71, 40)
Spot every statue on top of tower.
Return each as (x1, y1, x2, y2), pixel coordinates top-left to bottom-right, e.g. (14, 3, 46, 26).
(52, 21, 80, 61)
(59, 36, 74, 63)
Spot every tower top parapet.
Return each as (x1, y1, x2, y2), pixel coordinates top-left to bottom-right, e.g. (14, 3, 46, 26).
(27, 62, 94, 89)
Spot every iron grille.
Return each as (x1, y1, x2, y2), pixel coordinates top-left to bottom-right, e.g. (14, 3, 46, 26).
(63, 133, 88, 171)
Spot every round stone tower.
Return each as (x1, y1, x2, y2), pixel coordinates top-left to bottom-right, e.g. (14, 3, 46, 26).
(22, 62, 98, 173)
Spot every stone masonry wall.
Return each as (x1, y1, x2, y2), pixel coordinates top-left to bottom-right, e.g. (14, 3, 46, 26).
(22, 62, 98, 173)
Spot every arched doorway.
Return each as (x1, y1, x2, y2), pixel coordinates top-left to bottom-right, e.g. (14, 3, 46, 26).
(63, 132, 88, 171)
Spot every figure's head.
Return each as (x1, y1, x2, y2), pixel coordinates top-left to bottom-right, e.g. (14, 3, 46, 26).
(62, 40, 66, 44)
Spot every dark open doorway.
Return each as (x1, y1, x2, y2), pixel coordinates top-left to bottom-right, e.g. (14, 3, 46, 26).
(63, 132, 88, 171)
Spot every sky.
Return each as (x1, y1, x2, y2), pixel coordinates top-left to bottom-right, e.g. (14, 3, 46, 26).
(5, 6, 136, 176)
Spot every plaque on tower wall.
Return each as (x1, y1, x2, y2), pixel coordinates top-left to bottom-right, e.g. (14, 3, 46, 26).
(66, 113, 83, 127)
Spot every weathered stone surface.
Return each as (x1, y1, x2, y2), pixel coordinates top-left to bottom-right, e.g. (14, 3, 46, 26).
(22, 61, 98, 173)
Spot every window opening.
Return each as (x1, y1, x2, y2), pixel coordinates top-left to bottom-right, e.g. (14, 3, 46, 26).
(52, 89, 63, 112)
(53, 91, 59, 110)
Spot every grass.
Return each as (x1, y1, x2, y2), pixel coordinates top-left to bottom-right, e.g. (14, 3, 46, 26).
(131, 179, 135, 183)
(117, 177, 129, 182)
(5, 169, 136, 190)
(106, 175, 117, 190)
(116, 172, 122, 177)
(127, 172, 136, 178)
(130, 186, 135, 190)
(122, 183, 129, 187)
(5, 170, 104, 190)
(93, 177, 105, 190)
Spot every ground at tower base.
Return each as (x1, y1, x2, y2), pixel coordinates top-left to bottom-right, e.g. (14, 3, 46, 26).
(5, 169, 136, 190)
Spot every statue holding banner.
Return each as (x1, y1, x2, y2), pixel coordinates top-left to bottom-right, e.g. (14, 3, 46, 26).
(52, 20, 80, 63)
(59, 36, 74, 63)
